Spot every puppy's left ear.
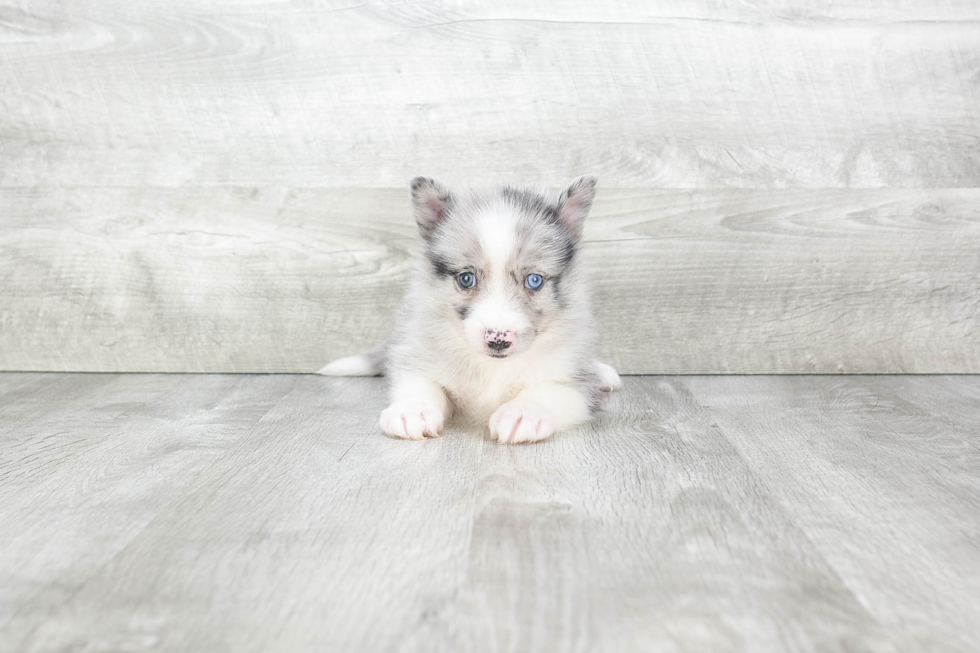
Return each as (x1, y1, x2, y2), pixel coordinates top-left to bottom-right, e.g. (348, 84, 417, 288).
(556, 175, 597, 242)
(410, 176, 454, 240)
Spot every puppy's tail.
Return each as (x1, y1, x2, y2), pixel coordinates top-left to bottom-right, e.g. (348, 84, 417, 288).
(316, 344, 385, 377)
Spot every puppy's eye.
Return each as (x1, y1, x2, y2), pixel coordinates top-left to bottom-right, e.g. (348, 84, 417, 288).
(457, 272, 477, 289)
(525, 273, 544, 290)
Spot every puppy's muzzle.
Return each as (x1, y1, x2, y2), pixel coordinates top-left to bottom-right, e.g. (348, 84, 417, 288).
(484, 329, 514, 352)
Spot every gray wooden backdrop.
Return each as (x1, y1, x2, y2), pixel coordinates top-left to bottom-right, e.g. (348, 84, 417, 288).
(1, 0, 978, 374)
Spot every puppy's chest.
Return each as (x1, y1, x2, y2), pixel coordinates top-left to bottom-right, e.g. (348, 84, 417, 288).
(440, 354, 569, 419)
(443, 369, 522, 419)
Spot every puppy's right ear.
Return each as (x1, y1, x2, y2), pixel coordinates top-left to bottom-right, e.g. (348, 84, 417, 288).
(410, 177, 453, 240)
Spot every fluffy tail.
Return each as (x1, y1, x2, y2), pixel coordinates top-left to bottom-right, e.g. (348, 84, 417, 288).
(316, 344, 385, 376)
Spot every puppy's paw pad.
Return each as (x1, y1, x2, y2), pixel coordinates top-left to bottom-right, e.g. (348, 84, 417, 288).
(596, 361, 622, 392)
(380, 402, 444, 440)
(489, 402, 554, 444)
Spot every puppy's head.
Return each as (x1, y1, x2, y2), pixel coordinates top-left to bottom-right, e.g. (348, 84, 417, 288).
(410, 176, 596, 360)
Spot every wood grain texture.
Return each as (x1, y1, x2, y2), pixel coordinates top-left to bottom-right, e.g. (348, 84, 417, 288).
(1, 1, 979, 188)
(2, 187, 978, 373)
(1, 373, 978, 652)
(0, 374, 299, 650)
(684, 375, 980, 653)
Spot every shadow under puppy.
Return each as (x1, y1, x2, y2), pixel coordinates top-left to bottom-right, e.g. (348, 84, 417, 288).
(320, 175, 621, 443)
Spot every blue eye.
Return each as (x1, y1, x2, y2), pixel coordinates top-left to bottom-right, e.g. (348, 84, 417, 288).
(525, 273, 544, 290)
(457, 272, 477, 289)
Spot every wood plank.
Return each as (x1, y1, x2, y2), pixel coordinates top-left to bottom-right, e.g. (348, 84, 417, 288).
(1, 2, 979, 188)
(0, 373, 298, 650)
(9, 375, 489, 653)
(882, 375, 980, 427)
(2, 187, 978, 373)
(11, 374, 911, 653)
(686, 375, 980, 653)
(0, 373, 123, 431)
(0, 372, 52, 402)
(589, 188, 980, 374)
(435, 377, 898, 653)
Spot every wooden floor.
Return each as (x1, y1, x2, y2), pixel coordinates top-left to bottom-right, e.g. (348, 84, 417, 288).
(1, 373, 978, 653)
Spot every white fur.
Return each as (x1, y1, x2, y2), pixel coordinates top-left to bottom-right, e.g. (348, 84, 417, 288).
(464, 298, 530, 354)
(476, 204, 517, 270)
(379, 374, 450, 440)
(464, 206, 530, 349)
(490, 382, 590, 443)
(317, 354, 378, 376)
(440, 328, 580, 420)
(595, 360, 622, 392)
(321, 177, 620, 444)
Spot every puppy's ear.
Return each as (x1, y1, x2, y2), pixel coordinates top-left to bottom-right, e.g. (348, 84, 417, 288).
(410, 177, 453, 240)
(556, 175, 597, 242)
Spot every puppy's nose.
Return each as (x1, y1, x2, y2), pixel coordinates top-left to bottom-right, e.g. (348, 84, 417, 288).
(485, 329, 514, 350)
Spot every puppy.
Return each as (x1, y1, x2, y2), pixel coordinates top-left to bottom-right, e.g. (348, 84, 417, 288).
(319, 176, 621, 443)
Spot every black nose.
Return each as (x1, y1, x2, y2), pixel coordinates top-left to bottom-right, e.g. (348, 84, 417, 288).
(487, 339, 511, 351)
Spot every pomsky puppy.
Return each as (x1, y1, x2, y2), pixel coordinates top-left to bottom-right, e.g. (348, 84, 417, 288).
(319, 175, 621, 443)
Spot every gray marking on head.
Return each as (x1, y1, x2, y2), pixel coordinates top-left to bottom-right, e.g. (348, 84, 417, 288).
(409, 177, 599, 359)
(411, 177, 454, 241)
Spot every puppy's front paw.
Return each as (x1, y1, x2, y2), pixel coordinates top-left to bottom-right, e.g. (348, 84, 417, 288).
(489, 401, 554, 444)
(380, 402, 444, 440)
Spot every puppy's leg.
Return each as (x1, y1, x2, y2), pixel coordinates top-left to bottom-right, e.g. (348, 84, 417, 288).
(489, 382, 591, 444)
(595, 360, 622, 392)
(380, 374, 450, 440)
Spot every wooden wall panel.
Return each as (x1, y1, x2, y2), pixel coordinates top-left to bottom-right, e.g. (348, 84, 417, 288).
(2, 1, 978, 372)
(2, 187, 977, 373)
(1, 1, 978, 188)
